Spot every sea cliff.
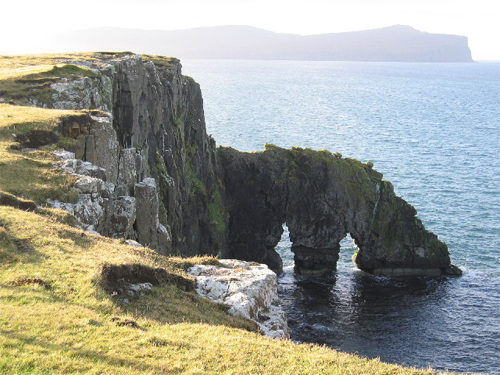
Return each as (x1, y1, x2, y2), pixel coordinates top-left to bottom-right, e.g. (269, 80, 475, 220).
(0, 52, 460, 276)
(0, 51, 464, 374)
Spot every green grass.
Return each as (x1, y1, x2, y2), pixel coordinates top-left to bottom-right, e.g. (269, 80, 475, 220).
(0, 52, 175, 107)
(0, 52, 461, 375)
(0, 104, 81, 204)
(208, 185, 227, 233)
(140, 54, 180, 70)
(0, 54, 102, 106)
(0, 206, 259, 374)
(0, 207, 448, 375)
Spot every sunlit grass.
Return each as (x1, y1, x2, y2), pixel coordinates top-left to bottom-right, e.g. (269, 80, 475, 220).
(0, 53, 97, 74)
(0, 207, 449, 375)
(0, 103, 77, 131)
(0, 64, 57, 81)
(0, 104, 80, 203)
(0, 53, 177, 106)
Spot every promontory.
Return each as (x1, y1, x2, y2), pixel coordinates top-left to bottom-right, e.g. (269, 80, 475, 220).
(0, 52, 461, 277)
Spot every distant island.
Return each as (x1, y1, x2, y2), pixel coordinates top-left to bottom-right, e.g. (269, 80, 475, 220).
(55, 25, 473, 62)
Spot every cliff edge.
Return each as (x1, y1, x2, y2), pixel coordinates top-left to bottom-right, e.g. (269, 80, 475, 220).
(0, 52, 461, 276)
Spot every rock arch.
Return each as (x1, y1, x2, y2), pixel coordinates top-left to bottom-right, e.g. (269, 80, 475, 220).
(219, 144, 460, 276)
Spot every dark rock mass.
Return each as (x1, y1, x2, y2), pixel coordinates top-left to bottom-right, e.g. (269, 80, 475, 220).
(11, 52, 460, 276)
(219, 145, 460, 276)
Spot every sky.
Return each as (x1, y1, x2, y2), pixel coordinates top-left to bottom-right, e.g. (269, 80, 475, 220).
(1, 0, 498, 60)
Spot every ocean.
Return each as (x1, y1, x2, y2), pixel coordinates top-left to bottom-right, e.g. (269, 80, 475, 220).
(181, 60, 500, 374)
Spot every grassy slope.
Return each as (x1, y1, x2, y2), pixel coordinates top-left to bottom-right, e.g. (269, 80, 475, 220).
(0, 104, 80, 204)
(0, 54, 453, 374)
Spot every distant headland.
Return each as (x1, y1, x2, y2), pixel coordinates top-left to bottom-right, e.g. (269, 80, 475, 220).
(54, 25, 473, 62)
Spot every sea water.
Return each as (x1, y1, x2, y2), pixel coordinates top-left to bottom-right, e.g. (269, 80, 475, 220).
(182, 60, 500, 374)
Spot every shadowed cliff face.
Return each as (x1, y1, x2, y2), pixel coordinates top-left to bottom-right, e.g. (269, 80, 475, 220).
(4, 52, 459, 276)
(107, 55, 226, 257)
(9, 53, 227, 258)
(219, 145, 459, 276)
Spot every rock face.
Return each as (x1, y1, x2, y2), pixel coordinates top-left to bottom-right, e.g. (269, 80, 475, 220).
(19, 52, 459, 276)
(188, 259, 290, 339)
(44, 53, 226, 258)
(219, 145, 460, 276)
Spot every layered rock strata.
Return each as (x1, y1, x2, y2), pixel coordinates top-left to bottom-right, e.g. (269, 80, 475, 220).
(43, 53, 225, 258)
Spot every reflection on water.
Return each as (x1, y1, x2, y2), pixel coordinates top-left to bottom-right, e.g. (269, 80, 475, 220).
(278, 265, 458, 371)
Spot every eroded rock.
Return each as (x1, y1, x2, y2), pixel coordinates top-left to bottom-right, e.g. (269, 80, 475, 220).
(116, 148, 140, 196)
(188, 259, 290, 340)
(108, 196, 136, 238)
(51, 75, 112, 111)
(219, 145, 459, 276)
(33, 53, 457, 277)
(135, 178, 172, 255)
(46, 53, 223, 259)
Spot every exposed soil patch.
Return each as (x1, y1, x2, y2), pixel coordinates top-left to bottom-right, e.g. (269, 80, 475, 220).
(100, 263, 195, 300)
(0, 192, 38, 212)
(111, 317, 146, 330)
(60, 113, 94, 138)
(15, 130, 59, 148)
(10, 278, 51, 289)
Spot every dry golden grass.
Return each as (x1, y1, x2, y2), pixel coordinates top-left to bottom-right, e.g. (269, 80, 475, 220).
(0, 102, 78, 132)
(0, 52, 176, 79)
(0, 104, 80, 203)
(0, 53, 177, 106)
(0, 53, 97, 74)
(0, 206, 452, 375)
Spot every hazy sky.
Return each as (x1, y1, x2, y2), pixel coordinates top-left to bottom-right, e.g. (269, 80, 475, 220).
(1, 0, 498, 60)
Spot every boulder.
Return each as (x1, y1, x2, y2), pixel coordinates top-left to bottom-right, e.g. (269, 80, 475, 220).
(188, 259, 290, 339)
(116, 148, 140, 196)
(107, 196, 136, 238)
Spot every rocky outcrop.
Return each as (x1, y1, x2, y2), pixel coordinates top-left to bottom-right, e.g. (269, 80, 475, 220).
(218, 145, 461, 276)
(188, 259, 289, 339)
(17, 52, 459, 277)
(49, 150, 119, 236)
(134, 178, 171, 254)
(41, 53, 226, 258)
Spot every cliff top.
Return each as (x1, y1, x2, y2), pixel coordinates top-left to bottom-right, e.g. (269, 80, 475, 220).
(0, 52, 179, 72)
(0, 52, 179, 103)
